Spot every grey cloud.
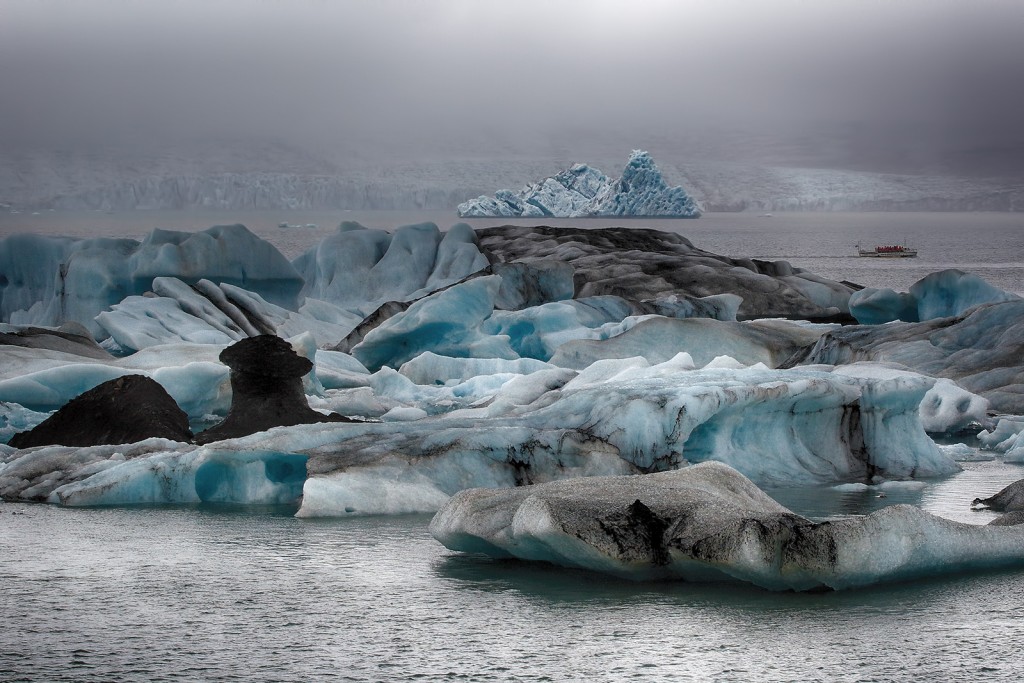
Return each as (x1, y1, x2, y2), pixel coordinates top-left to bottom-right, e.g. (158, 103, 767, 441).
(1, 0, 1022, 175)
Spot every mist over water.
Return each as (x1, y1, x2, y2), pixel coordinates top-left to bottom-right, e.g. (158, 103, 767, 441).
(2, 0, 1023, 176)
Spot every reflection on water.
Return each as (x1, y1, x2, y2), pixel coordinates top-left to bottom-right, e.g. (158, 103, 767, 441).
(767, 459, 1024, 525)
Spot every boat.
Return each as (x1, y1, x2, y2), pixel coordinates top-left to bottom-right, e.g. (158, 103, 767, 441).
(856, 243, 917, 258)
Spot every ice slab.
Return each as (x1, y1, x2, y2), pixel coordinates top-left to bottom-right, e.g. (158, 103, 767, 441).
(431, 461, 1024, 590)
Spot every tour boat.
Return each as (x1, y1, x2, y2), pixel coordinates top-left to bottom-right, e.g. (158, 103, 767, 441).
(857, 244, 917, 258)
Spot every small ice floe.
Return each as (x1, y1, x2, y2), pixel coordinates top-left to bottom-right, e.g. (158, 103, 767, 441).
(937, 442, 995, 462)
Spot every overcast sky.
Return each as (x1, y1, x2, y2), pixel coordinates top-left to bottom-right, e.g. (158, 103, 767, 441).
(2, 0, 1023, 174)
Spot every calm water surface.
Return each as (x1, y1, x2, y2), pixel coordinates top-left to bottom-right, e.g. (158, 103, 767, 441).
(3, 459, 1024, 682)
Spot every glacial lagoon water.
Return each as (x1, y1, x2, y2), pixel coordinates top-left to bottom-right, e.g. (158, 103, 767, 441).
(3, 459, 1024, 682)
(2, 210, 1024, 680)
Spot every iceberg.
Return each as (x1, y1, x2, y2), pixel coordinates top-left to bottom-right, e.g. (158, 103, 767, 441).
(0, 360, 961, 510)
(457, 151, 702, 218)
(850, 269, 1020, 324)
(0, 225, 304, 338)
(293, 222, 490, 317)
(803, 300, 1024, 413)
(95, 277, 360, 352)
(476, 225, 854, 320)
(430, 461, 1024, 591)
(978, 418, 1024, 461)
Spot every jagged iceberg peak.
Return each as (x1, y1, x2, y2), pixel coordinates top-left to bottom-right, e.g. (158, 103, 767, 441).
(457, 151, 702, 218)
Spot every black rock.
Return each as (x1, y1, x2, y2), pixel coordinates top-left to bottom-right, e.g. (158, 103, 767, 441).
(972, 478, 1024, 512)
(8, 374, 192, 448)
(195, 335, 350, 444)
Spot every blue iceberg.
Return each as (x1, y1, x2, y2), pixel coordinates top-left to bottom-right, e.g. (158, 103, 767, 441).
(457, 151, 702, 218)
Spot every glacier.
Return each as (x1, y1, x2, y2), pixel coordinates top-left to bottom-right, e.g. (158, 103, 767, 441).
(430, 461, 1024, 591)
(458, 151, 702, 218)
(5, 144, 1024, 214)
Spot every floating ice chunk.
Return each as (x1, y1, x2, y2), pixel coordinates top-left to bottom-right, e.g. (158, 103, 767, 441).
(297, 467, 454, 517)
(431, 461, 1024, 590)
(850, 269, 1019, 324)
(381, 406, 429, 422)
(0, 438, 188, 501)
(96, 278, 359, 351)
(876, 480, 928, 491)
(2, 360, 960, 510)
(0, 401, 52, 444)
(294, 222, 489, 316)
(0, 234, 139, 337)
(937, 443, 994, 462)
(477, 226, 855, 320)
(351, 276, 516, 371)
(422, 223, 491, 293)
(314, 349, 371, 389)
(912, 269, 1020, 321)
(0, 226, 304, 338)
(832, 482, 871, 492)
(98, 295, 240, 350)
(849, 288, 920, 325)
(398, 352, 555, 386)
(832, 362, 989, 434)
(703, 355, 747, 369)
(917, 379, 989, 433)
(979, 418, 1024, 461)
(805, 302, 1024, 414)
